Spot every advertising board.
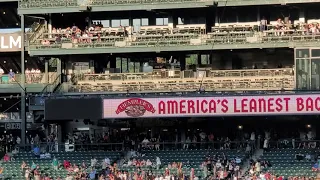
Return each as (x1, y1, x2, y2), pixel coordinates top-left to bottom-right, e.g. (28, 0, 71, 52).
(45, 98, 102, 120)
(0, 33, 22, 52)
(103, 94, 320, 118)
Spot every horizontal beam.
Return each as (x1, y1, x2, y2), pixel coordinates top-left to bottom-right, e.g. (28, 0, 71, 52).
(18, 1, 215, 14)
(18, 0, 316, 15)
(28, 41, 319, 56)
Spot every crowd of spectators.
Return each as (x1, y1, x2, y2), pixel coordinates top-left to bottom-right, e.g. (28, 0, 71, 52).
(0, 127, 319, 179)
(38, 16, 320, 46)
(0, 67, 43, 84)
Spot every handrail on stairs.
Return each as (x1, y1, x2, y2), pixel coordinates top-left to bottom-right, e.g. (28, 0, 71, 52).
(41, 73, 62, 94)
(27, 21, 47, 44)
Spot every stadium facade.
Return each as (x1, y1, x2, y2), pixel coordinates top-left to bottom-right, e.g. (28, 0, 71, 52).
(0, 0, 317, 137)
(0, 0, 320, 164)
(0, 0, 319, 178)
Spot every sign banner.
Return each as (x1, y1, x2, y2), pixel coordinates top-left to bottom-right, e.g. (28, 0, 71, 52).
(0, 33, 22, 52)
(45, 98, 102, 120)
(5, 123, 21, 130)
(103, 94, 320, 118)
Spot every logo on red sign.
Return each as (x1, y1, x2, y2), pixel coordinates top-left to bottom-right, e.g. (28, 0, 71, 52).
(115, 98, 156, 117)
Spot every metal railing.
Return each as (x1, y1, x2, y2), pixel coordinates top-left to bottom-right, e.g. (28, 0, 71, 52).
(27, 23, 47, 44)
(0, 112, 33, 121)
(75, 68, 293, 81)
(69, 68, 295, 92)
(19, 0, 210, 8)
(28, 31, 320, 50)
(5, 140, 319, 153)
(8, 141, 254, 153)
(0, 73, 45, 84)
(13, 142, 124, 153)
(41, 73, 61, 93)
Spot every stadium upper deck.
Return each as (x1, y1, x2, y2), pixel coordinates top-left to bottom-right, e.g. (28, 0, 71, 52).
(0, 0, 317, 94)
(14, 2, 320, 56)
(16, 0, 320, 14)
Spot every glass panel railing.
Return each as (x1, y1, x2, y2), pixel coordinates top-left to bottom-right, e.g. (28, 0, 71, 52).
(69, 68, 295, 93)
(28, 30, 320, 50)
(0, 73, 51, 84)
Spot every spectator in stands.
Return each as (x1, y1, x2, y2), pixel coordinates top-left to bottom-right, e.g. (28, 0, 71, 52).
(305, 153, 312, 161)
(52, 157, 59, 170)
(263, 137, 269, 152)
(142, 137, 150, 149)
(89, 167, 97, 180)
(0, 167, 3, 180)
(63, 160, 71, 169)
(3, 154, 10, 162)
(24, 167, 31, 180)
(81, 161, 86, 169)
(156, 156, 161, 170)
(30, 161, 37, 171)
(21, 161, 27, 176)
(255, 160, 261, 173)
(65, 173, 73, 180)
(25, 68, 30, 83)
(312, 162, 319, 172)
(183, 137, 191, 149)
(260, 17, 267, 32)
(91, 156, 98, 168)
(16, 136, 21, 147)
(8, 69, 15, 82)
(34, 166, 41, 180)
(104, 156, 111, 166)
(30, 137, 35, 150)
(33, 146, 40, 157)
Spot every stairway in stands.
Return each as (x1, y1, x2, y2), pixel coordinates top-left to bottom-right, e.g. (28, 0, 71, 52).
(26, 21, 47, 47)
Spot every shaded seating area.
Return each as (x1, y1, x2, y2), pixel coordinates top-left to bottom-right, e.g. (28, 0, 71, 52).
(1, 148, 248, 179)
(260, 148, 318, 177)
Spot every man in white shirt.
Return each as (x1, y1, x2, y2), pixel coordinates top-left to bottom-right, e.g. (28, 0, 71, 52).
(146, 159, 152, 167)
(104, 157, 110, 166)
(142, 138, 150, 148)
(215, 160, 222, 168)
(156, 157, 161, 170)
(91, 157, 97, 167)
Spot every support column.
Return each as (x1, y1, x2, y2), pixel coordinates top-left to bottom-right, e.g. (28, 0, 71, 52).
(20, 14, 26, 146)
(148, 16, 156, 26)
(109, 55, 116, 72)
(197, 54, 201, 65)
(168, 15, 178, 34)
(179, 55, 186, 71)
(56, 58, 62, 83)
(299, 8, 305, 23)
(257, 6, 261, 25)
(209, 53, 214, 68)
(45, 59, 49, 83)
(56, 124, 62, 152)
(129, 17, 133, 26)
(48, 14, 52, 38)
(128, 17, 133, 37)
(205, 7, 215, 33)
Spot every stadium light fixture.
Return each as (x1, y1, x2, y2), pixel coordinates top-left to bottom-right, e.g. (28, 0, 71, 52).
(238, 125, 243, 130)
(307, 124, 311, 128)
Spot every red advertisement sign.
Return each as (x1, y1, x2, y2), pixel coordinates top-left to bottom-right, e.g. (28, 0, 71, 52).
(103, 94, 320, 118)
